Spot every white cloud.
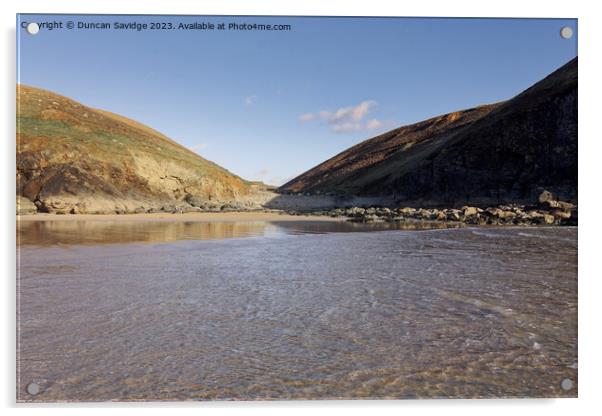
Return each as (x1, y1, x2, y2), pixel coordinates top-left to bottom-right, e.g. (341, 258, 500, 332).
(366, 119, 382, 130)
(321, 100, 377, 124)
(331, 122, 362, 133)
(245, 95, 256, 106)
(299, 100, 385, 134)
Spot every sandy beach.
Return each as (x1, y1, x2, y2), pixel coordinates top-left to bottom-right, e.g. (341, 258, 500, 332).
(16, 211, 343, 223)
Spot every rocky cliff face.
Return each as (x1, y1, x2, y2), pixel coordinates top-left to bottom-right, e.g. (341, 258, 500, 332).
(279, 58, 577, 207)
(17, 85, 255, 214)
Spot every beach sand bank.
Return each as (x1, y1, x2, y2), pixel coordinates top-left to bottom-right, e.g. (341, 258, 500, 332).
(16, 211, 344, 223)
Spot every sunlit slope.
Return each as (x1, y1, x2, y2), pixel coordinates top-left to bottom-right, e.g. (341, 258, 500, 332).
(17, 85, 251, 213)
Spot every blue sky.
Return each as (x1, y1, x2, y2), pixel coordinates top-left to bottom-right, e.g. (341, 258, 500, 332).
(17, 15, 577, 185)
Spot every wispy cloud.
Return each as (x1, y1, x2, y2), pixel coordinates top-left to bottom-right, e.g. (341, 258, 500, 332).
(298, 113, 316, 123)
(245, 95, 256, 106)
(299, 100, 384, 133)
(322, 100, 377, 124)
(365, 119, 382, 130)
(331, 122, 362, 133)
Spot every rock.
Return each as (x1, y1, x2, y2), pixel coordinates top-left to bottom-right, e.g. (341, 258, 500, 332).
(446, 209, 461, 221)
(346, 207, 365, 217)
(540, 199, 561, 209)
(185, 194, 223, 211)
(525, 210, 545, 221)
(557, 200, 576, 211)
(540, 197, 576, 212)
(435, 210, 447, 221)
(376, 207, 392, 217)
(485, 207, 500, 216)
(463, 206, 478, 217)
(538, 190, 555, 204)
(16, 196, 37, 215)
(399, 207, 416, 216)
(69, 203, 88, 214)
(496, 209, 516, 220)
(552, 210, 571, 220)
(330, 208, 344, 217)
(464, 215, 480, 225)
(417, 208, 433, 220)
(184, 194, 205, 207)
(513, 207, 526, 217)
(543, 214, 556, 225)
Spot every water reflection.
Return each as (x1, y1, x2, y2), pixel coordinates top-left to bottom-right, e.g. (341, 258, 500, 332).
(17, 226, 577, 401)
(17, 219, 464, 246)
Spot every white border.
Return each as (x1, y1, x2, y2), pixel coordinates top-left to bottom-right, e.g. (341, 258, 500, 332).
(2, 1, 601, 415)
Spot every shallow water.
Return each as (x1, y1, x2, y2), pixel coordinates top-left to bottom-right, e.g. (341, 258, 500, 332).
(17, 221, 577, 401)
(17, 218, 461, 246)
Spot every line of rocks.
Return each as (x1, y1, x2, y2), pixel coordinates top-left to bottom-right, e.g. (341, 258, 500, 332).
(283, 193, 577, 226)
(17, 189, 577, 226)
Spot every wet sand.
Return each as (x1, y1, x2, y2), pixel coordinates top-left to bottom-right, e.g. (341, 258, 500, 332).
(17, 216, 461, 247)
(17, 212, 343, 223)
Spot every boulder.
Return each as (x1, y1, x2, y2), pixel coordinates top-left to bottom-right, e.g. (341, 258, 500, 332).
(417, 208, 433, 220)
(525, 210, 545, 220)
(552, 210, 571, 220)
(497, 210, 516, 220)
(538, 190, 555, 204)
(346, 207, 365, 217)
(542, 199, 561, 209)
(185, 194, 221, 211)
(463, 206, 478, 217)
(446, 209, 461, 221)
(557, 200, 576, 211)
(377, 207, 392, 217)
(399, 207, 416, 216)
(543, 214, 556, 225)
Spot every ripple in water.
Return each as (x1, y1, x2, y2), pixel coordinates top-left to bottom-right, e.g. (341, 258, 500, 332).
(17, 222, 577, 401)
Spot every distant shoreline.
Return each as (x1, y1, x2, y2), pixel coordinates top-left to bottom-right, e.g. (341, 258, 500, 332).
(16, 212, 345, 223)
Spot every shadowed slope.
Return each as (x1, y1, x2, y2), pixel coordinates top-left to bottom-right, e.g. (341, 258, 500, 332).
(280, 58, 577, 207)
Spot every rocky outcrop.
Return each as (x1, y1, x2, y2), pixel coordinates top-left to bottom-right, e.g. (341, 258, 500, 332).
(279, 58, 578, 208)
(284, 197, 577, 226)
(17, 85, 255, 214)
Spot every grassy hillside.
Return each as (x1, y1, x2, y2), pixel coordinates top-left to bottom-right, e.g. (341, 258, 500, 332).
(17, 85, 251, 214)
